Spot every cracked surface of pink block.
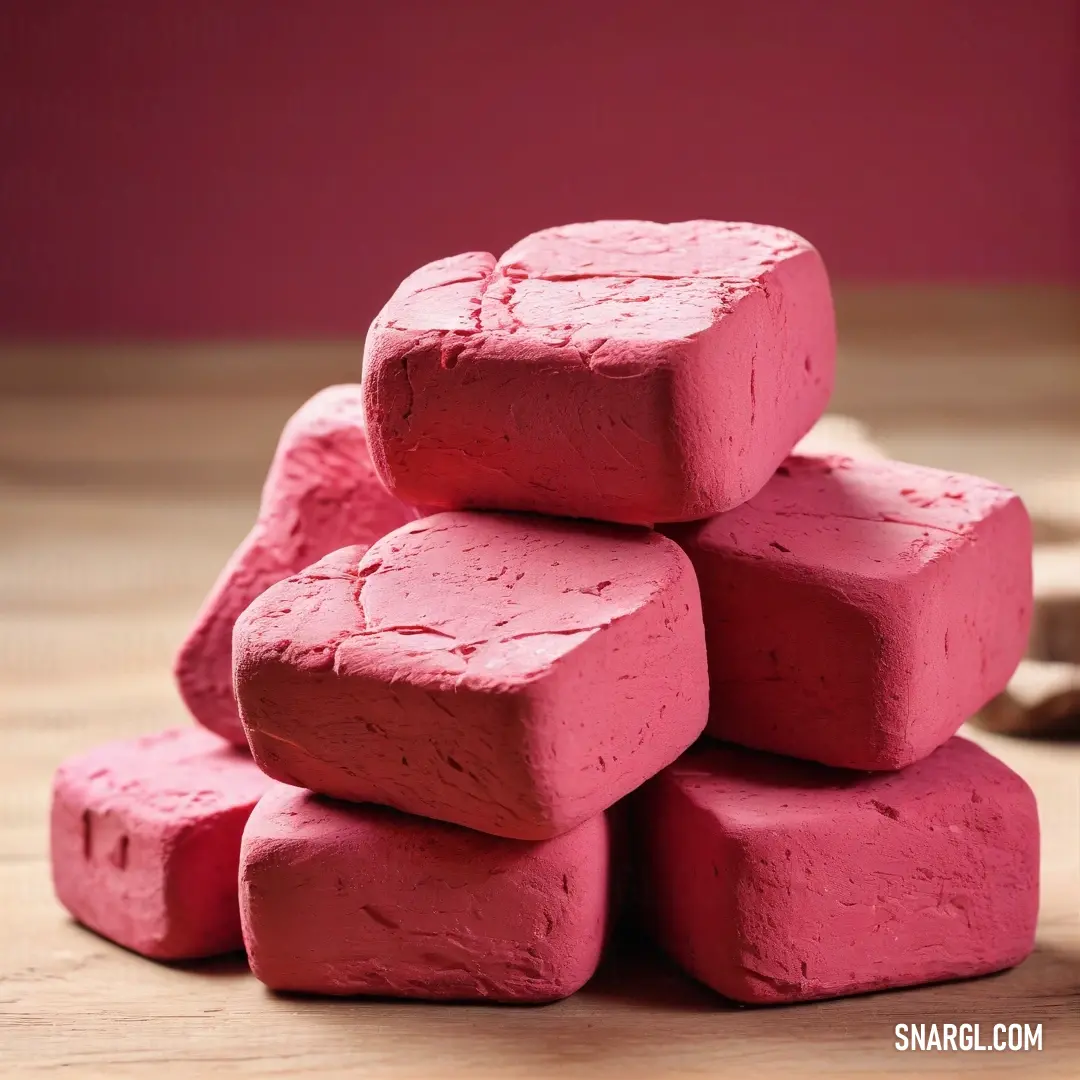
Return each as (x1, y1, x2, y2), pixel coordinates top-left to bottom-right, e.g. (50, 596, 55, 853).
(240, 784, 611, 1000)
(175, 385, 417, 745)
(665, 454, 1032, 769)
(638, 737, 1039, 1004)
(234, 511, 708, 839)
(362, 220, 835, 525)
(50, 727, 275, 960)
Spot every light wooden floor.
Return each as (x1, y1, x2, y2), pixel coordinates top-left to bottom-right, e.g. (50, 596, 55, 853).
(2, 298, 1078, 1078)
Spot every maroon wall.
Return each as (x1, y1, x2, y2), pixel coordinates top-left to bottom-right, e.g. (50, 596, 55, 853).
(1, 1, 1076, 339)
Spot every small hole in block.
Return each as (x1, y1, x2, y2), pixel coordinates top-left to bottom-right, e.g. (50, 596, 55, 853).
(870, 799, 901, 821)
(110, 835, 129, 870)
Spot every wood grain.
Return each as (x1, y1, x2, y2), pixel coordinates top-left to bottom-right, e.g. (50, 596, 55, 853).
(2, 324, 1079, 1078)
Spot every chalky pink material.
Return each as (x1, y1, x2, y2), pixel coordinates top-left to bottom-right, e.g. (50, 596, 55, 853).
(175, 385, 417, 745)
(234, 511, 708, 839)
(50, 727, 274, 960)
(638, 737, 1039, 1005)
(362, 220, 836, 525)
(240, 784, 611, 1000)
(666, 455, 1032, 770)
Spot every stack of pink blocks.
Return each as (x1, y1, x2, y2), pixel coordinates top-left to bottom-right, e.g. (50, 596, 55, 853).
(51, 221, 1039, 1006)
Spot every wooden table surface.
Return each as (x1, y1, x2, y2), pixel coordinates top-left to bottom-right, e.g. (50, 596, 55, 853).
(2, 318, 1078, 1078)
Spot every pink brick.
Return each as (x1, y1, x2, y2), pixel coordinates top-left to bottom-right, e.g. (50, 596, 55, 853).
(175, 385, 417, 745)
(50, 727, 274, 960)
(234, 511, 708, 839)
(362, 220, 835, 526)
(638, 737, 1039, 1005)
(666, 455, 1032, 769)
(240, 784, 612, 1000)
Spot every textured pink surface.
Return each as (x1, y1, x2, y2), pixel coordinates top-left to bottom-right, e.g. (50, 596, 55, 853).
(666, 455, 1032, 769)
(175, 385, 417, 745)
(362, 220, 835, 525)
(234, 511, 708, 839)
(638, 737, 1039, 1005)
(240, 784, 611, 1000)
(50, 727, 274, 960)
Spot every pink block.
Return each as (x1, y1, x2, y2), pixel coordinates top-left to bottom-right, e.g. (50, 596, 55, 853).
(175, 385, 417, 745)
(362, 220, 835, 526)
(665, 455, 1032, 769)
(50, 727, 274, 960)
(240, 784, 612, 1000)
(638, 736, 1039, 1005)
(234, 511, 708, 839)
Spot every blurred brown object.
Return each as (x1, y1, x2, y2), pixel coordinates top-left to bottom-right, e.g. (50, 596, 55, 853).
(1022, 477, 1080, 543)
(1030, 543, 1080, 664)
(792, 414, 886, 459)
(975, 659, 1080, 739)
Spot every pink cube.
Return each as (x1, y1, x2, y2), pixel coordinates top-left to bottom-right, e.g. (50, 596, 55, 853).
(50, 727, 274, 960)
(240, 784, 611, 1001)
(666, 455, 1032, 769)
(234, 511, 708, 839)
(638, 737, 1039, 1004)
(362, 220, 835, 526)
(175, 384, 417, 746)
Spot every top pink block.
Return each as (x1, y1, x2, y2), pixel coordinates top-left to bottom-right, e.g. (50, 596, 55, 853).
(363, 221, 835, 525)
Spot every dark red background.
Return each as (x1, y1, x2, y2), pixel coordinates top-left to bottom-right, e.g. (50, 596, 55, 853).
(1, 1, 1077, 339)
